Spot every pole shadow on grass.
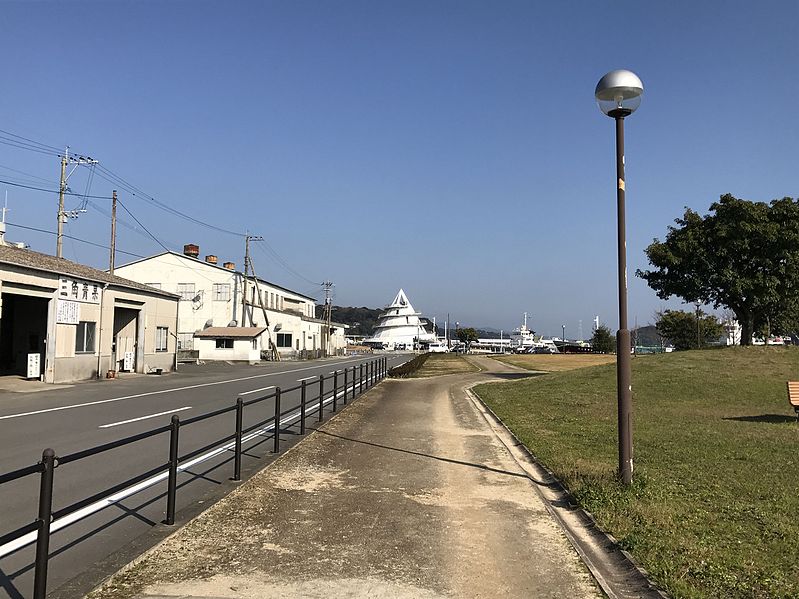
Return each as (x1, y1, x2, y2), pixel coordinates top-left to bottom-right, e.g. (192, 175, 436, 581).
(722, 414, 797, 424)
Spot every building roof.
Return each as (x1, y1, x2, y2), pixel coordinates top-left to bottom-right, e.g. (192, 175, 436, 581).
(0, 244, 180, 299)
(194, 326, 267, 339)
(116, 251, 317, 302)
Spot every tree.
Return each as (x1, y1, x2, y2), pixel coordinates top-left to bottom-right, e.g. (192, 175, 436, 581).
(655, 309, 724, 350)
(456, 327, 479, 345)
(591, 325, 616, 354)
(637, 194, 799, 345)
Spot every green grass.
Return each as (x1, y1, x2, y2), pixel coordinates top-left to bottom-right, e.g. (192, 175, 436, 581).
(474, 347, 799, 599)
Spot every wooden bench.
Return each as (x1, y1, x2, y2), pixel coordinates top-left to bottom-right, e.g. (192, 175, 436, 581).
(787, 381, 799, 420)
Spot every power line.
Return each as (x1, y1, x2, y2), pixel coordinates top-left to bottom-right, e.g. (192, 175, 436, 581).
(93, 166, 246, 237)
(0, 178, 114, 199)
(4, 221, 146, 258)
(0, 128, 63, 153)
(253, 239, 321, 286)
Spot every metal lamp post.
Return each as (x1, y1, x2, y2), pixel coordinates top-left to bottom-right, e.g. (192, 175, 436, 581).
(595, 69, 643, 485)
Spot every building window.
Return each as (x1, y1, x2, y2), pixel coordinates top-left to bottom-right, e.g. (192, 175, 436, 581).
(156, 327, 169, 352)
(276, 333, 293, 348)
(75, 321, 96, 353)
(177, 333, 194, 350)
(177, 283, 195, 301)
(215, 338, 234, 349)
(146, 282, 162, 290)
(213, 283, 230, 301)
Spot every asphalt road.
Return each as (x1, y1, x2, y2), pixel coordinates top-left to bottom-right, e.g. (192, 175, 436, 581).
(0, 353, 411, 599)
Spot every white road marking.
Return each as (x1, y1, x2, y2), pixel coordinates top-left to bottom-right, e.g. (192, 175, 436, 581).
(0, 358, 371, 421)
(297, 376, 318, 382)
(99, 407, 193, 428)
(239, 385, 275, 396)
(0, 382, 356, 559)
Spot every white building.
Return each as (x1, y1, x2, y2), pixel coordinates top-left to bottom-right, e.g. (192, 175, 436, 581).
(364, 289, 437, 350)
(0, 244, 179, 383)
(114, 245, 346, 360)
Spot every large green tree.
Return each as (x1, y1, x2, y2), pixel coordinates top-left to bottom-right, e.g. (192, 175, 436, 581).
(591, 325, 616, 354)
(456, 327, 479, 344)
(655, 309, 724, 351)
(637, 194, 799, 345)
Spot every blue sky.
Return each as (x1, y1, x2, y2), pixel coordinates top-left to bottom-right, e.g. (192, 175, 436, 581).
(0, 1, 796, 337)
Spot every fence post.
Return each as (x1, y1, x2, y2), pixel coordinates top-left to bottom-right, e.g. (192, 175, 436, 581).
(352, 366, 357, 400)
(165, 414, 180, 525)
(32, 448, 56, 599)
(343, 367, 348, 406)
(233, 397, 243, 481)
(333, 370, 338, 412)
(360, 363, 364, 393)
(273, 387, 281, 454)
(318, 374, 324, 422)
(300, 380, 307, 435)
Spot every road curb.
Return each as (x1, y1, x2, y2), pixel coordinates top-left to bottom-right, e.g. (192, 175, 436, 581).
(465, 381, 670, 599)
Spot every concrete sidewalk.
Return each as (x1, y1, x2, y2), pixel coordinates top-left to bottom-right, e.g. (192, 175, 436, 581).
(85, 357, 602, 599)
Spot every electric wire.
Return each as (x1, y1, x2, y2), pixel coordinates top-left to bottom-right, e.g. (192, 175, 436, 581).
(4, 221, 146, 258)
(253, 239, 321, 286)
(0, 178, 114, 199)
(93, 166, 246, 237)
(0, 128, 63, 153)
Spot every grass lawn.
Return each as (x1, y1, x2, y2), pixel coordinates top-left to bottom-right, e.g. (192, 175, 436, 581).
(474, 347, 799, 599)
(493, 353, 616, 372)
(412, 353, 479, 377)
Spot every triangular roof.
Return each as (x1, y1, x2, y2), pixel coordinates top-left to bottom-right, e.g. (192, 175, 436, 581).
(389, 288, 412, 310)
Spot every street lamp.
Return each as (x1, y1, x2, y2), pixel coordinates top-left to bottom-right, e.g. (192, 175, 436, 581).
(595, 69, 643, 486)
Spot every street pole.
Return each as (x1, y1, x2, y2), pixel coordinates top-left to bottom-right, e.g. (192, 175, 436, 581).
(109, 190, 117, 274)
(614, 114, 633, 486)
(56, 151, 67, 258)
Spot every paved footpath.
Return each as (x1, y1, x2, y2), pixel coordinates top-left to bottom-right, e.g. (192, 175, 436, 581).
(85, 357, 602, 599)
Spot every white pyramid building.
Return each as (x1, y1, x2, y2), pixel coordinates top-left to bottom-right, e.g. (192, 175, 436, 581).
(364, 289, 437, 350)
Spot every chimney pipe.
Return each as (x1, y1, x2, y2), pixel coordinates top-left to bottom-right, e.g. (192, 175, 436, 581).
(205, 255, 218, 264)
(183, 243, 199, 258)
(223, 261, 235, 270)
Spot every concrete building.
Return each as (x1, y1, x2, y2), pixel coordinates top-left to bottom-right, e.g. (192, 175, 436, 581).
(114, 245, 347, 360)
(0, 244, 179, 383)
(193, 326, 266, 362)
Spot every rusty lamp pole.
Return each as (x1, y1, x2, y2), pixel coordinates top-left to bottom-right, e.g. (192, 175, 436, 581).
(595, 69, 643, 485)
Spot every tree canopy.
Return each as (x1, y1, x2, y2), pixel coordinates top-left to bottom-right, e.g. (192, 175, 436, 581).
(655, 309, 724, 351)
(591, 325, 616, 354)
(637, 194, 799, 345)
(456, 327, 479, 344)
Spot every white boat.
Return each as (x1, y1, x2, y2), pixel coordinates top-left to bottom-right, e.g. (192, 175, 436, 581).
(509, 313, 560, 353)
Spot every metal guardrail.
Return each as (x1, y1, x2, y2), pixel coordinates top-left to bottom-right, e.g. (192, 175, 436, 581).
(0, 356, 388, 599)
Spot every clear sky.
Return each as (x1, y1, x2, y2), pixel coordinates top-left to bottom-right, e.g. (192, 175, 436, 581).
(0, 1, 796, 337)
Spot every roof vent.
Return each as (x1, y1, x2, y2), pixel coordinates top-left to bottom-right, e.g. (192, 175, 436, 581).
(183, 244, 199, 258)
(223, 261, 235, 270)
(205, 255, 218, 264)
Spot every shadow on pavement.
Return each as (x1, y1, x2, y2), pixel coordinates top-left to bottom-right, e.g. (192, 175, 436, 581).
(316, 430, 558, 487)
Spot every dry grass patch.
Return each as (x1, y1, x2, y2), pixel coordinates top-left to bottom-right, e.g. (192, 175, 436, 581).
(493, 353, 616, 372)
(412, 354, 479, 377)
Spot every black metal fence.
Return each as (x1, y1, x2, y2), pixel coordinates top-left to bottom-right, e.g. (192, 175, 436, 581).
(0, 356, 388, 599)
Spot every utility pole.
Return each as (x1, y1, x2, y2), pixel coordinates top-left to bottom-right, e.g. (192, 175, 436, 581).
(241, 234, 263, 327)
(56, 148, 98, 258)
(321, 280, 333, 356)
(109, 190, 117, 274)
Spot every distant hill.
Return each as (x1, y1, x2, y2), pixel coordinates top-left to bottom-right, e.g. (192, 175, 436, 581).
(316, 305, 384, 336)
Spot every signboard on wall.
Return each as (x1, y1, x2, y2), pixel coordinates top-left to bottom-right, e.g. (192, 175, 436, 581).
(123, 351, 134, 372)
(56, 299, 80, 324)
(59, 277, 101, 304)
